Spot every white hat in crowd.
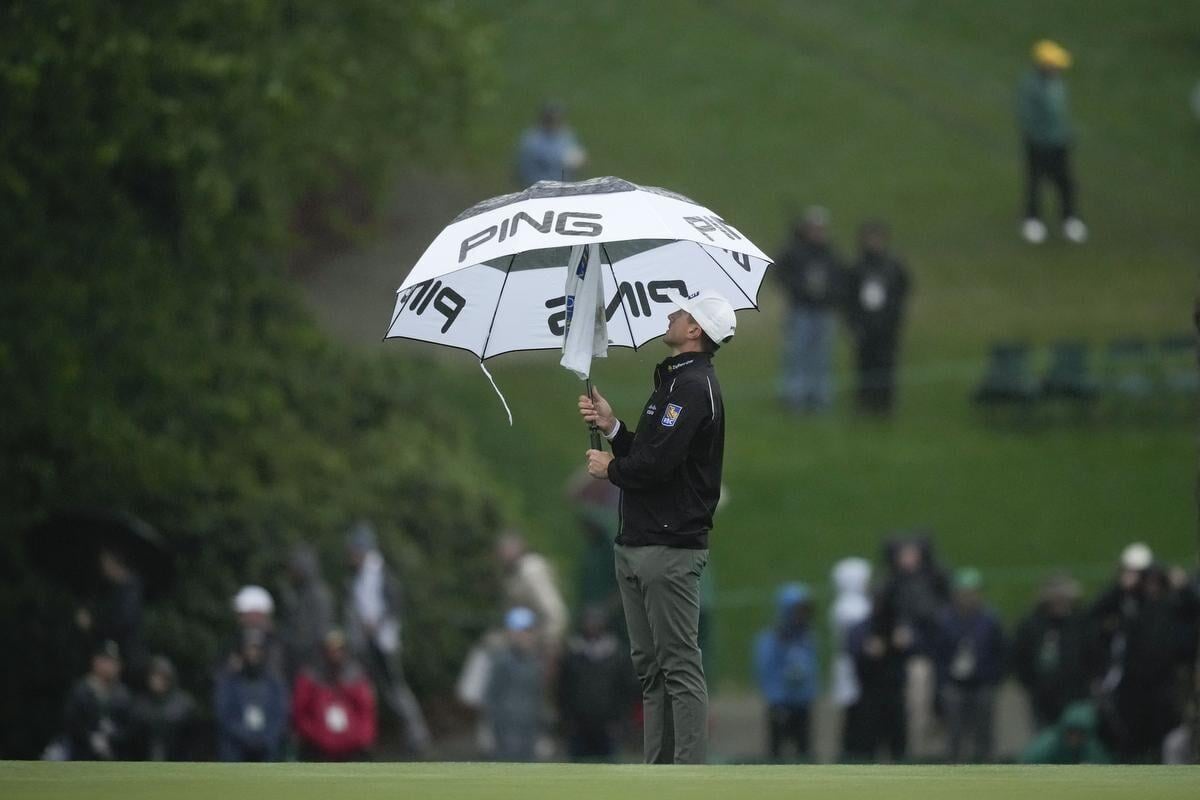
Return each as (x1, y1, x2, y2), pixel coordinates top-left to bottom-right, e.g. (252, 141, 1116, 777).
(233, 584, 275, 615)
(1120, 542, 1153, 571)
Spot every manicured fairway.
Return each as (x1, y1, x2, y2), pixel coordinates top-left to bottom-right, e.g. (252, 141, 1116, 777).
(3, 762, 1198, 800)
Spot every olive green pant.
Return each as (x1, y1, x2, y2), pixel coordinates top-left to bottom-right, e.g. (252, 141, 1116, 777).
(615, 544, 709, 764)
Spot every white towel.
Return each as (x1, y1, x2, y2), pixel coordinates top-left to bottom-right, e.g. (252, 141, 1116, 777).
(559, 243, 607, 379)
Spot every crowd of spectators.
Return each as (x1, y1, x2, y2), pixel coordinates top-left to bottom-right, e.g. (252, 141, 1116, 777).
(54, 523, 429, 763)
(753, 536, 1199, 764)
(774, 208, 913, 417)
(46, 519, 1197, 766)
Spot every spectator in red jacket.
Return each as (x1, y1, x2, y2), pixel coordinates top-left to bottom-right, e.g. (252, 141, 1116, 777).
(292, 630, 377, 761)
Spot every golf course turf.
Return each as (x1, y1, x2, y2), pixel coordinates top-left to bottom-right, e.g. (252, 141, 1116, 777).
(3, 761, 1198, 800)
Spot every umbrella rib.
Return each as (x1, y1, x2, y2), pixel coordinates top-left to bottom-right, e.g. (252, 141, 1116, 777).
(601, 243, 638, 352)
(698, 244, 759, 309)
(383, 290, 406, 342)
(479, 253, 517, 360)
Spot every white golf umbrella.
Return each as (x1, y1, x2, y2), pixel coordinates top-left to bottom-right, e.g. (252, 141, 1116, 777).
(385, 176, 772, 425)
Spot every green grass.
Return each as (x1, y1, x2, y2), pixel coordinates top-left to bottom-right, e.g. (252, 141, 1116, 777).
(350, 2, 1199, 686)
(4, 762, 1199, 800)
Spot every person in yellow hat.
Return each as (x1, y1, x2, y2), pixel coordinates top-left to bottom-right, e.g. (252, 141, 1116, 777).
(1017, 40, 1087, 245)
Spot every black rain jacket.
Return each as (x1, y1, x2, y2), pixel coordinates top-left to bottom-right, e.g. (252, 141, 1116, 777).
(608, 352, 724, 550)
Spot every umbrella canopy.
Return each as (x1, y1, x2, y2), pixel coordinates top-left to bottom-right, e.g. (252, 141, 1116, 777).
(24, 509, 175, 598)
(385, 177, 772, 360)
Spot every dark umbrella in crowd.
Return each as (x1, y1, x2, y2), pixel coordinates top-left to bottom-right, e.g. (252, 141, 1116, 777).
(23, 509, 175, 598)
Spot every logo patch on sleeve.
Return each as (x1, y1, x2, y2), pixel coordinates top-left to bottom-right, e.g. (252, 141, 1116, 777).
(661, 403, 683, 427)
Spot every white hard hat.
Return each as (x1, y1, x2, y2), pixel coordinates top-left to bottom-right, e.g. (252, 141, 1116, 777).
(671, 288, 737, 344)
(233, 585, 275, 615)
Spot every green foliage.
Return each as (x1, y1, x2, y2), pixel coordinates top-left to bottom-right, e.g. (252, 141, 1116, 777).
(0, 0, 498, 757)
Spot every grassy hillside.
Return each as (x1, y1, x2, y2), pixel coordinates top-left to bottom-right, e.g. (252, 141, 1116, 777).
(333, 1, 1199, 686)
(4, 762, 1199, 800)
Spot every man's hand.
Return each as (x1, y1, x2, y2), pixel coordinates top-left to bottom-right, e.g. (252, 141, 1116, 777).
(585, 449, 613, 479)
(578, 386, 616, 436)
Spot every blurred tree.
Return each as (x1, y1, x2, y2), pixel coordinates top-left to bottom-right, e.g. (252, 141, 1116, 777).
(0, 0, 499, 757)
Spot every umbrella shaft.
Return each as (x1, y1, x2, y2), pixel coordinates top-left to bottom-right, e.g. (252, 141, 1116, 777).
(586, 379, 602, 450)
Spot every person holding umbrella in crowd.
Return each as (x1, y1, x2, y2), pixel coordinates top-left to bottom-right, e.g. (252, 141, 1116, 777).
(26, 511, 173, 689)
(578, 289, 736, 765)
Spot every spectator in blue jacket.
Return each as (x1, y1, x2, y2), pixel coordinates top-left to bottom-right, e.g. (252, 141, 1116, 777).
(215, 629, 288, 762)
(935, 568, 1005, 763)
(754, 583, 820, 762)
(515, 101, 587, 187)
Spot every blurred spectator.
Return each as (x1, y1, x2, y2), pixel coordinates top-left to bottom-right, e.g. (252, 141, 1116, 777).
(880, 537, 949, 643)
(515, 101, 587, 187)
(829, 558, 872, 725)
(1163, 720, 1196, 765)
(75, 548, 146, 686)
(1013, 574, 1094, 728)
(774, 206, 847, 413)
(485, 607, 546, 762)
(880, 534, 947, 758)
(846, 221, 911, 416)
(215, 629, 287, 762)
(280, 544, 336, 681)
(557, 606, 636, 761)
(230, 585, 285, 678)
(754, 583, 820, 762)
(1095, 558, 1196, 762)
(843, 592, 914, 762)
(576, 511, 622, 633)
(1093, 542, 1153, 653)
(292, 630, 377, 761)
(934, 568, 1005, 763)
(566, 467, 622, 635)
(344, 521, 430, 754)
(496, 531, 568, 654)
(129, 655, 196, 761)
(1017, 40, 1087, 245)
(1020, 701, 1111, 764)
(64, 640, 132, 760)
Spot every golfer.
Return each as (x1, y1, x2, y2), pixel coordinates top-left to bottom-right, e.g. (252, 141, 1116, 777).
(579, 288, 735, 764)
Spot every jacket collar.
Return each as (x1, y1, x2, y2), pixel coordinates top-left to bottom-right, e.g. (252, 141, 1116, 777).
(654, 351, 712, 386)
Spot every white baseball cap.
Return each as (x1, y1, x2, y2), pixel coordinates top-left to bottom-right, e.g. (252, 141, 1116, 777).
(233, 585, 275, 615)
(671, 289, 737, 344)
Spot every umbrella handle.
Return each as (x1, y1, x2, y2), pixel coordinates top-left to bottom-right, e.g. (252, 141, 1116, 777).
(586, 379, 603, 451)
